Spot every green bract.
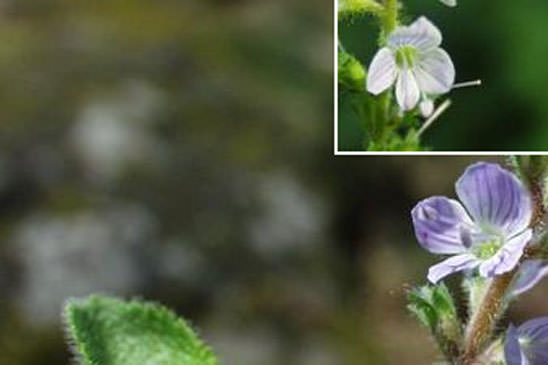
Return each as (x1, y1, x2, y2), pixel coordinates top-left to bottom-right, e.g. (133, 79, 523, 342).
(407, 283, 461, 359)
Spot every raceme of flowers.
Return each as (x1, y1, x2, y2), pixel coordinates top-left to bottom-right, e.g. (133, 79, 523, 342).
(410, 161, 548, 364)
(366, 17, 455, 115)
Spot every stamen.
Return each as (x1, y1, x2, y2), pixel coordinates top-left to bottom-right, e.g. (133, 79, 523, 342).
(416, 99, 452, 137)
(472, 235, 503, 260)
(452, 80, 482, 89)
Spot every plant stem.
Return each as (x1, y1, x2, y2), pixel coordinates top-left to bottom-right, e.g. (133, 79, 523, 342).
(461, 163, 546, 364)
(368, 0, 398, 150)
(381, 0, 398, 38)
(417, 99, 452, 138)
(461, 269, 515, 364)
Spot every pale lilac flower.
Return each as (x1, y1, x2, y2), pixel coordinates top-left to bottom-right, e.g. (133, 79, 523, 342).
(366, 17, 455, 112)
(411, 162, 532, 284)
(510, 260, 548, 297)
(505, 317, 548, 365)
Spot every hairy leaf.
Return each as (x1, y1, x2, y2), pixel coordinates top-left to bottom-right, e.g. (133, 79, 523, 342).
(64, 295, 218, 365)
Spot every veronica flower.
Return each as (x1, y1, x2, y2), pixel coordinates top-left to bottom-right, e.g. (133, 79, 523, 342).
(411, 162, 533, 284)
(505, 317, 548, 365)
(509, 260, 548, 297)
(366, 17, 455, 112)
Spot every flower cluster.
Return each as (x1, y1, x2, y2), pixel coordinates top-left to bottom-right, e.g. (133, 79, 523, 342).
(410, 162, 548, 364)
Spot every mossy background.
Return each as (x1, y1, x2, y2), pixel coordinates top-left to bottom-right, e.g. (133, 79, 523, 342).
(339, 0, 548, 151)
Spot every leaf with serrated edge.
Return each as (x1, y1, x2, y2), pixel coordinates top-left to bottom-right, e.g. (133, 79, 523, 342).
(64, 295, 219, 365)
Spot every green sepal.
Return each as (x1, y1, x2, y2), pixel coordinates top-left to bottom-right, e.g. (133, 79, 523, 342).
(431, 282, 458, 318)
(407, 283, 461, 359)
(508, 155, 548, 186)
(407, 283, 457, 329)
(407, 287, 438, 329)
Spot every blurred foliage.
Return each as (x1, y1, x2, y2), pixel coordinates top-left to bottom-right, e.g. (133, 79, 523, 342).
(338, 0, 548, 150)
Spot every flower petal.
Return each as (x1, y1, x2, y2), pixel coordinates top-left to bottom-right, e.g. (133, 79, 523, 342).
(478, 229, 531, 277)
(415, 48, 455, 94)
(510, 260, 548, 297)
(516, 317, 548, 365)
(505, 324, 525, 365)
(366, 47, 397, 95)
(388, 17, 442, 51)
(427, 253, 480, 284)
(396, 68, 420, 110)
(412, 196, 475, 254)
(520, 317, 548, 341)
(455, 162, 532, 237)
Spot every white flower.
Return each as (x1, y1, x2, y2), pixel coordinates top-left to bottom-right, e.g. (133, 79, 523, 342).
(366, 17, 455, 112)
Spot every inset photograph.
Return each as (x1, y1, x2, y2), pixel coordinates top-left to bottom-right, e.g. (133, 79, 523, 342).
(336, 0, 548, 152)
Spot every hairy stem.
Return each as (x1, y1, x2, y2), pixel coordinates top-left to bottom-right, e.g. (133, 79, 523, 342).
(437, 327, 461, 364)
(461, 160, 545, 364)
(461, 269, 515, 364)
(366, 0, 398, 150)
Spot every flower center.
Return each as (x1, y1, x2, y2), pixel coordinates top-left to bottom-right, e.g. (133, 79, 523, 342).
(472, 236, 503, 260)
(395, 45, 418, 68)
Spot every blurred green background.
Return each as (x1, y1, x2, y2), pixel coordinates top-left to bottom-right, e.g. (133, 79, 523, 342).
(338, 0, 548, 151)
(0, 1, 543, 365)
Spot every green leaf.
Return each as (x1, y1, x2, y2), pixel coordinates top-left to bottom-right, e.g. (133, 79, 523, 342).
(338, 48, 366, 93)
(407, 283, 462, 360)
(338, 0, 384, 19)
(64, 295, 219, 365)
(406, 283, 459, 332)
(407, 289, 438, 329)
(431, 282, 457, 318)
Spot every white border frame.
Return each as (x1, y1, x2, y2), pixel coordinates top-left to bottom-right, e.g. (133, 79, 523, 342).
(333, 3, 546, 156)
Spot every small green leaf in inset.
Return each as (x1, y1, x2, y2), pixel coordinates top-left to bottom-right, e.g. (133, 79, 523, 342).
(338, 47, 366, 93)
(338, 0, 384, 19)
(64, 295, 219, 365)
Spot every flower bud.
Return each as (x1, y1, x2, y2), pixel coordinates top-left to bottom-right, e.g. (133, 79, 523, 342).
(419, 99, 434, 118)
